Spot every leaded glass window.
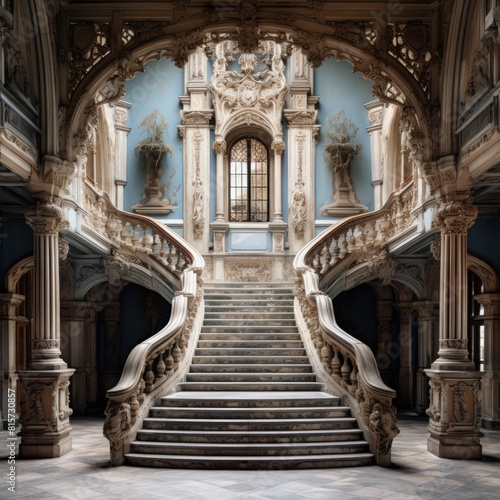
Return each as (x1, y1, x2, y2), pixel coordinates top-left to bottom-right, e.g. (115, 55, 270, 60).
(229, 138, 269, 222)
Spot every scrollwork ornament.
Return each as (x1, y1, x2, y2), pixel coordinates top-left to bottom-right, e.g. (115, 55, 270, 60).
(25, 205, 66, 236)
(368, 402, 400, 456)
(59, 237, 70, 261)
(436, 197, 478, 235)
(212, 140, 227, 156)
(271, 140, 285, 155)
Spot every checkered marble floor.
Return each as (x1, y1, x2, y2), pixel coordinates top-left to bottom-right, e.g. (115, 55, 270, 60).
(3, 417, 500, 499)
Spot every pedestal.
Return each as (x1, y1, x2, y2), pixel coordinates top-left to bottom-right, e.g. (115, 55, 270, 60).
(425, 369, 482, 459)
(17, 369, 75, 458)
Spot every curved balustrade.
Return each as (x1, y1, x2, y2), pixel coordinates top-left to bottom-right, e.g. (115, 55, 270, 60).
(294, 181, 415, 466)
(81, 183, 205, 466)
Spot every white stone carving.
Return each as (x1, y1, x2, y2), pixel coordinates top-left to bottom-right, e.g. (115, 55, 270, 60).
(210, 40, 287, 141)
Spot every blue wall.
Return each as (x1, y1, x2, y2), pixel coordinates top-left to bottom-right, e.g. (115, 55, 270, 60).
(124, 59, 184, 216)
(0, 217, 34, 293)
(314, 59, 374, 219)
(468, 218, 500, 278)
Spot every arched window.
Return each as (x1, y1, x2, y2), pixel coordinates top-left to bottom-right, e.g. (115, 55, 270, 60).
(229, 137, 269, 222)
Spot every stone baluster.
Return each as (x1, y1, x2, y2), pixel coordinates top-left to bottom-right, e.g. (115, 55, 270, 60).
(425, 196, 482, 458)
(18, 204, 75, 458)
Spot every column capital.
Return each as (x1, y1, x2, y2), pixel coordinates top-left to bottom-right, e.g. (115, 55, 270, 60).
(436, 195, 478, 235)
(25, 204, 67, 236)
(0, 293, 25, 318)
(271, 140, 285, 155)
(413, 300, 436, 320)
(474, 293, 500, 316)
(212, 139, 227, 155)
(396, 302, 414, 321)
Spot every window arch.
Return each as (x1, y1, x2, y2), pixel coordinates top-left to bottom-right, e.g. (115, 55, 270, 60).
(229, 137, 269, 222)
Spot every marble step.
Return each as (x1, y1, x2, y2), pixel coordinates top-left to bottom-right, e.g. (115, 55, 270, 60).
(194, 347, 306, 356)
(204, 286, 293, 293)
(189, 364, 313, 373)
(184, 373, 317, 383)
(198, 332, 302, 341)
(204, 299, 294, 308)
(191, 355, 310, 364)
(160, 392, 341, 408)
(129, 440, 368, 456)
(203, 318, 296, 327)
(204, 312, 296, 319)
(135, 428, 363, 443)
(204, 282, 294, 288)
(201, 326, 299, 333)
(196, 340, 304, 349)
(142, 416, 357, 431)
(149, 406, 351, 420)
(125, 452, 373, 469)
(177, 382, 324, 391)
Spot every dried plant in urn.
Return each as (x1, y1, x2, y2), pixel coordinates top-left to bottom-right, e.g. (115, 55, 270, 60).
(133, 108, 176, 215)
(321, 108, 367, 217)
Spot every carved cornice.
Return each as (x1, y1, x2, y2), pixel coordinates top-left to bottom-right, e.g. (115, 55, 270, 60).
(181, 110, 213, 126)
(284, 109, 318, 126)
(25, 205, 68, 236)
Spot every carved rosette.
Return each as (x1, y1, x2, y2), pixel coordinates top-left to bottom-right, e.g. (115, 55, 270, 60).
(436, 197, 478, 235)
(25, 205, 67, 236)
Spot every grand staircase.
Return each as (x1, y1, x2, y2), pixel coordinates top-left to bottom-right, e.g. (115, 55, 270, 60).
(125, 283, 373, 469)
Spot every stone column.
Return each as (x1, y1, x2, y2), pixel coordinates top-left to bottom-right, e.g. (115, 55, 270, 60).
(0, 293, 24, 427)
(102, 302, 122, 393)
(365, 100, 384, 210)
(179, 48, 213, 252)
(114, 100, 131, 210)
(474, 293, 500, 429)
(413, 301, 435, 415)
(60, 301, 93, 413)
(210, 139, 229, 280)
(271, 140, 285, 223)
(284, 47, 318, 251)
(269, 140, 287, 258)
(18, 204, 75, 458)
(425, 196, 482, 459)
(213, 139, 227, 224)
(397, 302, 414, 411)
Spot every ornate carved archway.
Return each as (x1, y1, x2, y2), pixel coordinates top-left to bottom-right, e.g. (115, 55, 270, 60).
(60, 11, 435, 166)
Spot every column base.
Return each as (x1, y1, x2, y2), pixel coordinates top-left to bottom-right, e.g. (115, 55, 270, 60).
(427, 434, 482, 459)
(19, 427, 73, 458)
(425, 368, 483, 459)
(17, 368, 75, 459)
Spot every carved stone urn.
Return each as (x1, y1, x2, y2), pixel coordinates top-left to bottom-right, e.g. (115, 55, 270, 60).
(321, 109, 367, 217)
(132, 108, 176, 215)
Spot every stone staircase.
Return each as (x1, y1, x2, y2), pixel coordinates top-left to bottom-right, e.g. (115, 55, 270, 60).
(126, 282, 373, 469)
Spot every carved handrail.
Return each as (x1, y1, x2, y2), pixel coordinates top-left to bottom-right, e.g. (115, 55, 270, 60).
(293, 181, 416, 466)
(80, 184, 205, 466)
(82, 184, 204, 277)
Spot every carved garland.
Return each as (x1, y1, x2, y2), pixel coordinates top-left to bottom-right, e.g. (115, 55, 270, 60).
(289, 131, 307, 239)
(192, 130, 205, 239)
